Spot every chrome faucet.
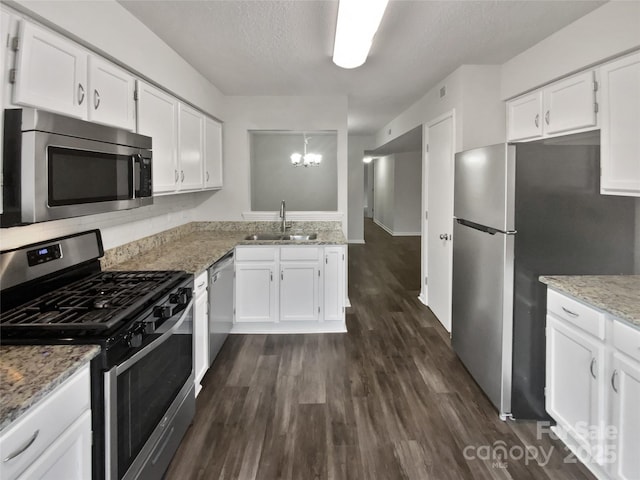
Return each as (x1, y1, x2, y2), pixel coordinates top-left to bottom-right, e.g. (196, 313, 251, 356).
(280, 200, 287, 233)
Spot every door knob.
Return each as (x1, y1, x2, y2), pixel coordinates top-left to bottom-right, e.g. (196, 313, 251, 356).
(439, 233, 451, 240)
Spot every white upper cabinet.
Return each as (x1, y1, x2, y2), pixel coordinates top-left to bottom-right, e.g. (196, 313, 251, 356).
(87, 56, 135, 130)
(507, 91, 543, 141)
(13, 21, 87, 119)
(12, 20, 136, 131)
(204, 117, 223, 189)
(542, 71, 597, 135)
(507, 70, 597, 142)
(136, 80, 179, 194)
(599, 52, 640, 197)
(178, 103, 204, 191)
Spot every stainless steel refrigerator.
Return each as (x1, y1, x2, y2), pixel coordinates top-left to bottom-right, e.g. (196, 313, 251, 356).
(451, 134, 635, 420)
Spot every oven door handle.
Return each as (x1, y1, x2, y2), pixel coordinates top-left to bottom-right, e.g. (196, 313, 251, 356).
(116, 299, 194, 375)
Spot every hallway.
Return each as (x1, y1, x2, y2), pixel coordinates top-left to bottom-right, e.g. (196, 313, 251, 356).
(165, 219, 594, 479)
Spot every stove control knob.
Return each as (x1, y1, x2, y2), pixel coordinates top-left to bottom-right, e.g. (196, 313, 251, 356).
(153, 305, 172, 319)
(170, 287, 192, 305)
(127, 331, 143, 348)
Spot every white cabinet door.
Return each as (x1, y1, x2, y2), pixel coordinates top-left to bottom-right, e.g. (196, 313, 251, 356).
(280, 262, 319, 322)
(16, 411, 92, 480)
(546, 316, 605, 455)
(600, 52, 640, 197)
(323, 247, 345, 322)
(178, 103, 204, 191)
(507, 91, 543, 141)
(542, 70, 596, 135)
(136, 81, 179, 194)
(204, 117, 223, 189)
(235, 263, 277, 323)
(610, 353, 640, 480)
(87, 56, 135, 130)
(13, 21, 87, 119)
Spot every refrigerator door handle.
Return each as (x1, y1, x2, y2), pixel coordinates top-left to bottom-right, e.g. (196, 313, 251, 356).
(456, 218, 517, 236)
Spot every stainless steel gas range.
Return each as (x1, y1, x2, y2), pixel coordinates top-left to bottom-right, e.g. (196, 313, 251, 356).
(0, 230, 195, 480)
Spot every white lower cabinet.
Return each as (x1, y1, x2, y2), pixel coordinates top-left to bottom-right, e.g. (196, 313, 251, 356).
(0, 365, 91, 480)
(193, 271, 208, 396)
(545, 289, 640, 480)
(234, 245, 346, 333)
(280, 247, 321, 322)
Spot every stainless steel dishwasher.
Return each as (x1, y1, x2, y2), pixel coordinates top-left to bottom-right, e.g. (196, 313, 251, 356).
(208, 250, 234, 365)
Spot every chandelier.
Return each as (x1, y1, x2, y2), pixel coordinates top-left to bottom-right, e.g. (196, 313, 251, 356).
(290, 133, 322, 167)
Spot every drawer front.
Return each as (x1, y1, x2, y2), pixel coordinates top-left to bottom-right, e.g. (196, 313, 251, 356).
(613, 319, 640, 363)
(235, 247, 277, 262)
(194, 271, 208, 297)
(0, 365, 90, 480)
(280, 247, 320, 262)
(547, 289, 605, 339)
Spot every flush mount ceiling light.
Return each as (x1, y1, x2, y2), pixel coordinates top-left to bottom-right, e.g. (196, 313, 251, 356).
(363, 156, 373, 164)
(291, 133, 322, 167)
(333, 0, 390, 69)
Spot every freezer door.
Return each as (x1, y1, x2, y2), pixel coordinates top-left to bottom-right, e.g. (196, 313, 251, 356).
(454, 143, 515, 231)
(451, 221, 514, 417)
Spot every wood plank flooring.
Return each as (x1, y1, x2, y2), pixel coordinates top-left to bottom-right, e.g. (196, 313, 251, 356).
(165, 219, 594, 480)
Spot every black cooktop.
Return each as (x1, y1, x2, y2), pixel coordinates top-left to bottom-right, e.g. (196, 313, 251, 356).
(1, 270, 187, 333)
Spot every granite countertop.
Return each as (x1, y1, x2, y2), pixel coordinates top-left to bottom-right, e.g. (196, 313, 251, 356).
(110, 228, 346, 275)
(540, 275, 640, 328)
(0, 345, 100, 432)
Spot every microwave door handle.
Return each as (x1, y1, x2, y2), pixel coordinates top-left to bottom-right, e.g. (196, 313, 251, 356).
(132, 154, 142, 198)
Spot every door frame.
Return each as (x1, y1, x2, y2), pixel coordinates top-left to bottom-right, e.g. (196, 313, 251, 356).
(420, 110, 456, 317)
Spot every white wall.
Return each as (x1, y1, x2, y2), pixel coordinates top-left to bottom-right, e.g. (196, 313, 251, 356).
(373, 65, 504, 153)
(501, 2, 640, 100)
(347, 134, 374, 243)
(192, 95, 349, 235)
(373, 155, 394, 234)
(393, 152, 422, 235)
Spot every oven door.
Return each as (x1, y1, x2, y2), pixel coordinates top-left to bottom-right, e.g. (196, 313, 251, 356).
(22, 130, 152, 224)
(104, 300, 194, 480)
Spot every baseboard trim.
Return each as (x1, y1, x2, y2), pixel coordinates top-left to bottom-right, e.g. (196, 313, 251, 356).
(230, 322, 347, 334)
(392, 231, 421, 237)
(373, 218, 393, 235)
(348, 239, 365, 244)
(418, 293, 427, 306)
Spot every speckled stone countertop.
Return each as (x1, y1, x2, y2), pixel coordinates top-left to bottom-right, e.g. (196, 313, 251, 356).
(106, 222, 346, 275)
(0, 345, 100, 432)
(540, 275, 640, 328)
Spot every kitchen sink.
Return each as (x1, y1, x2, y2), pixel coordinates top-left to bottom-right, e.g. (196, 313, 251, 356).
(243, 232, 318, 241)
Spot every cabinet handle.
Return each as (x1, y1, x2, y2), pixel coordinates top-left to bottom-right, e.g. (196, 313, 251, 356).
(94, 89, 101, 110)
(611, 370, 619, 393)
(77, 83, 85, 105)
(534, 113, 539, 128)
(196, 281, 205, 289)
(206, 171, 210, 182)
(4, 430, 39, 462)
(545, 110, 550, 125)
(561, 306, 579, 317)
(589, 357, 596, 379)
(174, 170, 179, 183)
(181, 170, 185, 182)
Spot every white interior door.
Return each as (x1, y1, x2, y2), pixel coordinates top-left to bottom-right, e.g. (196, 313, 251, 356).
(426, 114, 454, 331)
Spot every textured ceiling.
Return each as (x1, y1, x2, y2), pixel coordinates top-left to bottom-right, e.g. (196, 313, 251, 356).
(119, 0, 604, 135)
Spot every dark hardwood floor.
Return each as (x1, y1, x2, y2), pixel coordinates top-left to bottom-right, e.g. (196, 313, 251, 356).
(165, 218, 594, 480)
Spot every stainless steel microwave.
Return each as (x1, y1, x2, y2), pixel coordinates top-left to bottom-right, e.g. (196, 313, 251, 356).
(1, 108, 153, 227)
